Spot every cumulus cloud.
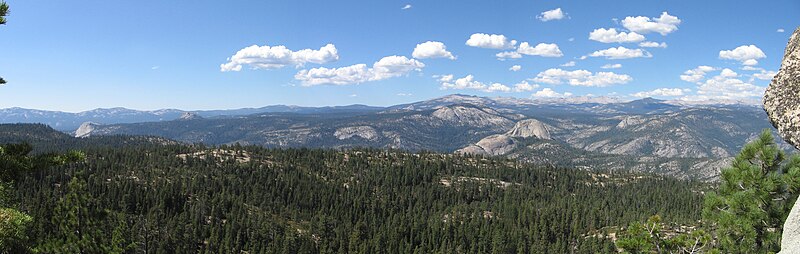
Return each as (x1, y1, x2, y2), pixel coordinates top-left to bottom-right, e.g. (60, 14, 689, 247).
(412, 41, 455, 60)
(438, 74, 511, 92)
(621, 12, 681, 35)
(512, 81, 539, 92)
(601, 63, 622, 69)
(693, 72, 765, 100)
(509, 65, 522, 71)
(466, 33, 517, 49)
(294, 55, 424, 86)
(537, 8, 566, 22)
(680, 66, 717, 83)
(588, 46, 651, 59)
(531, 68, 632, 87)
(589, 28, 645, 43)
(561, 61, 576, 67)
(516, 42, 563, 57)
(778, 28, 785, 33)
(719, 45, 766, 65)
(532, 88, 573, 98)
(221, 43, 339, 72)
(497, 42, 563, 59)
(632, 88, 688, 98)
(639, 41, 667, 48)
(496, 51, 522, 59)
(752, 70, 777, 80)
(401, 4, 412, 10)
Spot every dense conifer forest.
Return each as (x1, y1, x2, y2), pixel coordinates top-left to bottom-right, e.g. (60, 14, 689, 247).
(1, 124, 706, 253)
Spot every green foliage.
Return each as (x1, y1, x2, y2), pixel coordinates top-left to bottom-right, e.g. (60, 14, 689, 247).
(617, 215, 713, 254)
(12, 143, 703, 253)
(0, 142, 84, 253)
(702, 129, 800, 253)
(0, 207, 33, 253)
(38, 176, 111, 253)
(0, 1, 7, 25)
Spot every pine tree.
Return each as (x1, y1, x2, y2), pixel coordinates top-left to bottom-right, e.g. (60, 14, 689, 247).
(39, 176, 106, 254)
(0, 1, 7, 85)
(0, 143, 83, 253)
(703, 129, 800, 253)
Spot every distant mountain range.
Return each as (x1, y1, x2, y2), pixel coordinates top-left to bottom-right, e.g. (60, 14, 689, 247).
(0, 94, 788, 180)
(0, 104, 384, 131)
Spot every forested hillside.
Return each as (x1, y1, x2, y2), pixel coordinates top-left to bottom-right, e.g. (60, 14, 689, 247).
(4, 124, 705, 253)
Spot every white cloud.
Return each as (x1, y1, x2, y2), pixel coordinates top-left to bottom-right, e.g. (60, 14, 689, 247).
(497, 42, 563, 59)
(438, 74, 511, 92)
(680, 66, 717, 83)
(719, 68, 738, 78)
(639, 41, 668, 48)
(778, 28, 785, 33)
(412, 41, 455, 60)
(516, 42, 563, 57)
(532, 68, 632, 87)
(537, 8, 566, 22)
(692, 72, 765, 100)
(588, 28, 645, 43)
(349, 94, 358, 97)
(621, 12, 681, 35)
(397, 93, 413, 96)
(561, 61, 576, 67)
(495, 51, 522, 59)
(512, 81, 539, 92)
(742, 59, 759, 66)
(632, 88, 688, 98)
(752, 70, 777, 80)
(719, 45, 766, 65)
(532, 88, 572, 98)
(151, 66, 160, 70)
(486, 83, 512, 92)
(588, 46, 651, 59)
(466, 33, 517, 49)
(221, 43, 339, 72)
(509, 65, 522, 71)
(295, 55, 424, 86)
(401, 4, 412, 10)
(568, 38, 575, 42)
(741, 66, 763, 71)
(601, 63, 622, 69)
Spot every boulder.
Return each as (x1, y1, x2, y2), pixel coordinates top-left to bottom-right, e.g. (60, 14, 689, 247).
(764, 26, 800, 254)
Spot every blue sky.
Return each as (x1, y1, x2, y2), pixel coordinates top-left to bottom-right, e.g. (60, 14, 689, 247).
(0, 0, 797, 112)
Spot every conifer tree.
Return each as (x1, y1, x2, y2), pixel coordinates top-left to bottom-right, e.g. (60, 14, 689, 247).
(0, 1, 7, 85)
(703, 129, 800, 253)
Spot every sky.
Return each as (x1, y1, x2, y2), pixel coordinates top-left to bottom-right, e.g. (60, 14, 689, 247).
(0, 1, 798, 112)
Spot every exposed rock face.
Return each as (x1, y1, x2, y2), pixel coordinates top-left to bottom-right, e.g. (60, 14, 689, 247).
(457, 118, 550, 156)
(431, 105, 513, 128)
(178, 112, 202, 120)
(74, 122, 98, 137)
(765, 27, 800, 150)
(764, 27, 800, 254)
(782, 203, 800, 254)
(507, 119, 551, 139)
(334, 126, 380, 141)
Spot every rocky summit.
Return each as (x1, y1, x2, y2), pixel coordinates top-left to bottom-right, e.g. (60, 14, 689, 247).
(763, 26, 800, 254)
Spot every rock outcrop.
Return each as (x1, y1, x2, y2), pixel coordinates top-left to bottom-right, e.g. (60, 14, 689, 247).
(334, 126, 380, 141)
(765, 27, 800, 150)
(507, 119, 551, 139)
(763, 26, 800, 254)
(457, 118, 551, 156)
(74, 122, 98, 138)
(178, 112, 202, 120)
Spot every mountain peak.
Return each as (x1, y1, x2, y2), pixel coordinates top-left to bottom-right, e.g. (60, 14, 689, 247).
(178, 112, 202, 120)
